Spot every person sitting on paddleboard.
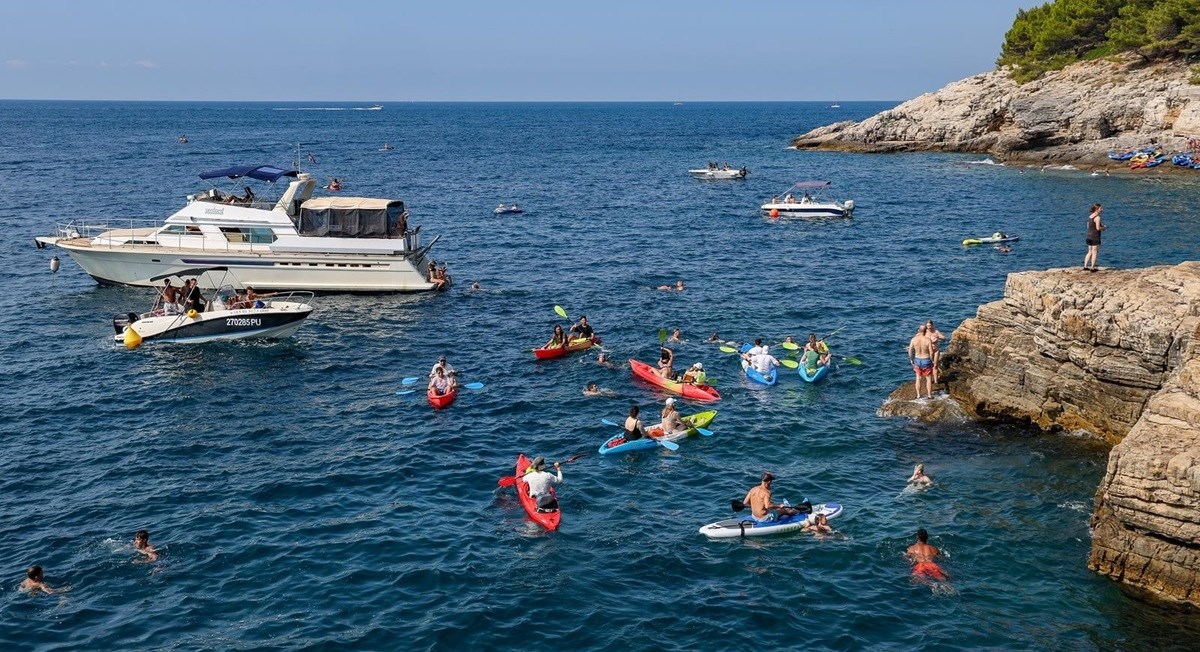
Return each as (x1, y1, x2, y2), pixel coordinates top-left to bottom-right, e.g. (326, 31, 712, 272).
(569, 315, 595, 340)
(623, 405, 648, 441)
(906, 528, 947, 581)
(681, 362, 706, 385)
(523, 457, 562, 511)
(428, 366, 455, 397)
(907, 464, 933, 487)
(546, 324, 568, 349)
(658, 346, 675, 379)
(744, 473, 799, 523)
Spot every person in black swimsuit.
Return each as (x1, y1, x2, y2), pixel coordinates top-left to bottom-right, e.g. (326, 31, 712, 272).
(623, 405, 647, 441)
(1083, 203, 1105, 271)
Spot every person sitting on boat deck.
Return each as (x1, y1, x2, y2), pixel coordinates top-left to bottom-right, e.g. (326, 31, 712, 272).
(427, 261, 446, 290)
(784, 193, 795, 204)
(623, 405, 648, 441)
(742, 338, 765, 363)
(908, 463, 933, 487)
(436, 264, 451, 287)
(546, 324, 568, 349)
(509, 204, 519, 211)
(244, 286, 276, 308)
(744, 472, 800, 523)
(430, 355, 456, 379)
(658, 346, 675, 379)
(801, 191, 812, 203)
(569, 315, 595, 340)
(428, 366, 456, 397)
(740, 166, 748, 175)
(752, 346, 780, 376)
(497, 203, 505, 210)
(183, 279, 207, 313)
(523, 457, 562, 511)
(660, 398, 687, 436)
(226, 291, 246, 310)
(681, 362, 706, 385)
(802, 512, 833, 535)
(20, 565, 58, 595)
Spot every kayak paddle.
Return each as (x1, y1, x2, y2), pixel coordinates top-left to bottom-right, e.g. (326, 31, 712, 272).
(497, 453, 590, 486)
(554, 305, 569, 319)
(597, 419, 679, 450)
(780, 359, 799, 369)
(658, 328, 667, 343)
(463, 382, 485, 390)
(836, 355, 863, 365)
(600, 418, 620, 427)
(395, 389, 416, 395)
(692, 427, 713, 437)
(718, 345, 738, 354)
(401, 376, 420, 385)
(781, 341, 800, 351)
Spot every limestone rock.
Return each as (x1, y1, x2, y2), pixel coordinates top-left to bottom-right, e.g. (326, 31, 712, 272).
(792, 55, 1200, 167)
(889, 262, 1200, 606)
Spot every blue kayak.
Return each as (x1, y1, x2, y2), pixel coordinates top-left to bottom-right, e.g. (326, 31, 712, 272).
(598, 432, 658, 455)
(799, 363, 830, 383)
(739, 344, 777, 386)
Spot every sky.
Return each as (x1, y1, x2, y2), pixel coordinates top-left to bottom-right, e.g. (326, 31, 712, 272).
(0, 0, 1044, 101)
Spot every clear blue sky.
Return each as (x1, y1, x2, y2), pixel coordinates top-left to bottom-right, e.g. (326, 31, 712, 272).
(1, 0, 1042, 101)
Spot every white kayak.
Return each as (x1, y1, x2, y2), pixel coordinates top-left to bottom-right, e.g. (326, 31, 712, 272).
(699, 503, 843, 539)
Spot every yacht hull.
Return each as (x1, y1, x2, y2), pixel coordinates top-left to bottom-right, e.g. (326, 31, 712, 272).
(44, 239, 435, 292)
(117, 307, 312, 344)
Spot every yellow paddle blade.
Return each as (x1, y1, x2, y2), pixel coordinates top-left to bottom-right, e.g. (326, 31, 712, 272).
(554, 305, 568, 319)
(781, 341, 800, 351)
(780, 359, 799, 369)
(718, 346, 737, 354)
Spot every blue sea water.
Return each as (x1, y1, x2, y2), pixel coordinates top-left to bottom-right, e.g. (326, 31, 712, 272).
(1, 100, 1199, 650)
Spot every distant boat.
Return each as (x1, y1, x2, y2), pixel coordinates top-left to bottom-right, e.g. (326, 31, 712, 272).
(830, 104, 841, 108)
(367, 104, 383, 110)
(673, 102, 683, 106)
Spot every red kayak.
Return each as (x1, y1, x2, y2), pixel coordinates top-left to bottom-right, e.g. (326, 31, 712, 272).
(532, 336, 599, 360)
(628, 359, 720, 402)
(428, 387, 457, 409)
(515, 454, 561, 531)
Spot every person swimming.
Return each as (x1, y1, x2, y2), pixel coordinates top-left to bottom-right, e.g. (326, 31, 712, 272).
(907, 464, 932, 487)
(20, 566, 58, 595)
(135, 529, 159, 562)
(802, 512, 833, 535)
(906, 528, 947, 581)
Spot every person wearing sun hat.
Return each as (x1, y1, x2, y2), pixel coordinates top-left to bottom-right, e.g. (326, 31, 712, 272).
(682, 362, 706, 385)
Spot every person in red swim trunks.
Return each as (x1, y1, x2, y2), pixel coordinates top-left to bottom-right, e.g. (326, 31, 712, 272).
(906, 528, 947, 580)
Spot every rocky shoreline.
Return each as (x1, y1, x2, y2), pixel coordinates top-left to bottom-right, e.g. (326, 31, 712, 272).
(793, 54, 1200, 171)
(880, 263, 1200, 607)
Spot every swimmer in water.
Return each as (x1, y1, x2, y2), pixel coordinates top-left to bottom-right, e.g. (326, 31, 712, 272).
(135, 530, 158, 562)
(596, 352, 615, 368)
(20, 566, 57, 595)
(583, 382, 601, 397)
(907, 464, 932, 487)
(470, 281, 481, 291)
(707, 332, 721, 343)
(802, 512, 833, 535)
(669, 328, 683, 342)
(657, 280, 685, 291)
(995, 245, 1012, 254)
(906, 528, 947, 581)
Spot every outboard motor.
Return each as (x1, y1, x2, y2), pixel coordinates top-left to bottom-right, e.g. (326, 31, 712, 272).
(844, 199, 855, 213)
(112, 312, 138, 335)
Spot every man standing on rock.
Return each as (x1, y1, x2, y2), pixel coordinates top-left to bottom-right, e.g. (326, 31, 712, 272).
(1083, 203, 1105, 271)
(908, 324, 935, 399)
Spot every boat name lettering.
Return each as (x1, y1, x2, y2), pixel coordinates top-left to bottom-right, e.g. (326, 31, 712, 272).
(204, 207, 225, 215)
(226, 318, 262, 327)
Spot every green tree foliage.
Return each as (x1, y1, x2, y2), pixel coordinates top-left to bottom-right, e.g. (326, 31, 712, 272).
(998, 0, 1200, 82)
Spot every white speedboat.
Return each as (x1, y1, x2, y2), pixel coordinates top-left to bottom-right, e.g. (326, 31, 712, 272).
(689, 166, 748, 180)
(113, 267, 313, 348)
(494, 204, 523, 214)
(761, 181, 854, 218)
(35, 164, 441, 292)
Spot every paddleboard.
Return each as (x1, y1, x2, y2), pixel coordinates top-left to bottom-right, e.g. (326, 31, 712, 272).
(963, 234, 1019, 246)
(699, 503, 843, 539)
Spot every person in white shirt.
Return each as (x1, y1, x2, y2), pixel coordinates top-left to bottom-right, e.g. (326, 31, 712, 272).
(428, 367, 456, 396)
(523, 457, 562, 510)
(430, 355, 456, 379)
(741, 338, 765, 364)
(753, 346, 780, 375)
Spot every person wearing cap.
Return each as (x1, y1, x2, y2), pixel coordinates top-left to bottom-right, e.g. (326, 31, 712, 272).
(743, 472, 800, 523)
(751, 346, 780, 376)
(681, 362, 706, 385)
(659, 398, 687, 436)
(522, 457, 562, 510)
(429, 355, 456, 379)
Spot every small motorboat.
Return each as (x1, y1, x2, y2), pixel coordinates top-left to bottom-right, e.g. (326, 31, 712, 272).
(113, 267, 314, 348)
(689, 166, 748, 180)
(379, 143, 394, 151)
(494, 203, 523, 214)
(761, 181, 854, 218)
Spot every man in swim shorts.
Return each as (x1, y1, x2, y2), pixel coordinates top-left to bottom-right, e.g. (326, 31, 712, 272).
(906, 528, 947, 581)
(907, 324, 934, 399)
(743, 472, 799, 523)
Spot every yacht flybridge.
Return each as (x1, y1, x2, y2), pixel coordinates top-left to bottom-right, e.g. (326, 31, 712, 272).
(35, 164, 441, 292)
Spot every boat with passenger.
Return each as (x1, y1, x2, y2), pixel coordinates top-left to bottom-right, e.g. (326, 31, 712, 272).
(113, 267, 314, 348)
(761, 181, 854, 218)
(689, 164, 748, 180)
(34, 164, 441, 292)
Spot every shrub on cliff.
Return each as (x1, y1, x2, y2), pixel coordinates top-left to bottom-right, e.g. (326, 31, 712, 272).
(999, 0, 1200, 82)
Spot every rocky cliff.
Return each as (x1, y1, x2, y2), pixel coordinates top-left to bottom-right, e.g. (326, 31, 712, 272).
(793, 54, 1200, 167)
(896, 263, 1200, 606)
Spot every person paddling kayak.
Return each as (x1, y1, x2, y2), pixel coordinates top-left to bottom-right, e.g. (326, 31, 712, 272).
(430, 355, 456, 379)
(659, 398, 687, 436)
(428, 366, 456, 397)
(623, 405, 648, 441)
(743, 472, 800, 523)
(522, 457, 563, 511)
(751, 346, 780, 377)
(570, 315, 596, 340)
(802, 334, 831, 373)
(741, 338, 765, 363)
(681, 362, 706, 385)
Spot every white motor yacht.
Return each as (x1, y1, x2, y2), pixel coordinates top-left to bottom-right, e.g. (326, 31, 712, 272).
(35, 164, 441, 292)
(113, 267, 314, 348)
(761, 181, 854, 218)
(689, 165, 749, 180)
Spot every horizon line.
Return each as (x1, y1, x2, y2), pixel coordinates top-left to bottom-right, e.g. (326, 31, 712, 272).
(0, 98, 900, 104)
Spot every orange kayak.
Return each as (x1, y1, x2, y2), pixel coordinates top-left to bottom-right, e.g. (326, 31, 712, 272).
(532, 336, 597, 360)
(628, 359, 720, 402)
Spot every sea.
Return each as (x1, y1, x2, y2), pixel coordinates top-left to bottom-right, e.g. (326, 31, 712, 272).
(1, 101, 1199, 650)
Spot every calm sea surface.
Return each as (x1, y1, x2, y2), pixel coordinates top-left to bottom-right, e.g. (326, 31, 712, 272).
(1, 101, 1199, 650)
